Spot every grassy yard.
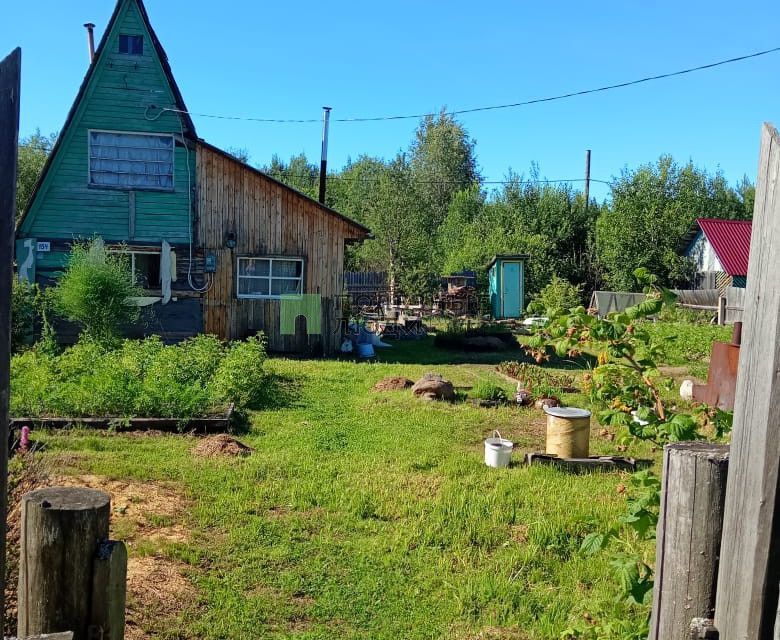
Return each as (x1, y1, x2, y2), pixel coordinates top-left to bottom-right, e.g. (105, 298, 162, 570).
(22, 337, 666, 639)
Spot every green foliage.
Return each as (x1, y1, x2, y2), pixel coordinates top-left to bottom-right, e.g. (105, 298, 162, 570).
(433, 320, 515, 351)
(16, 129, 56, 221)
(528, 276, 583, 315)
(497, 361, 575, 392)
(11, 279, 37, 353)
(52, 239, 142, 344)
(10, 334, 268, 419)
(212, 334, 269, 408)
(531, 269, 733, 635)
(471, 380, 510, 402)
(596, 156, 754, 291)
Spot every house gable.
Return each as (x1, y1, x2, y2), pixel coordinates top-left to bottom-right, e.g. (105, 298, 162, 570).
(18, 0, 195, 260)
(686, 231, 725, 273)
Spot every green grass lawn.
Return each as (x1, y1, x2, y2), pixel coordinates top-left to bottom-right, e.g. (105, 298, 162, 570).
(29, 337, 663, 639)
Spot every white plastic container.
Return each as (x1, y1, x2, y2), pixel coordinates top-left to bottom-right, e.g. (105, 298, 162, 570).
(484, 430, 513, 468)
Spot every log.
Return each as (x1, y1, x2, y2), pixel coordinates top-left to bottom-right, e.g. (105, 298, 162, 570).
(649, 442, 729, 640)
(90, 540, 128, 640)
(18, 487, 110, 640)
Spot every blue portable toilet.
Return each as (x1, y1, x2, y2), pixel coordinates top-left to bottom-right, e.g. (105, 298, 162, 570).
(488, 255, 528, 319)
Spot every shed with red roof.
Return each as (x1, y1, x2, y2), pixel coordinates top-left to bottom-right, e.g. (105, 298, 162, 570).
(684, 218, 752, 290)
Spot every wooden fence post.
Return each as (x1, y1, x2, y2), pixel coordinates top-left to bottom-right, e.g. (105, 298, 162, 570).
(715, 122, 780, 639)
(649, 442, 729, 640)
(90, 540, 128, 640)
(18, 487, 110, 639)
(717, 296, 727, 326)
(0, 47, 21, 626)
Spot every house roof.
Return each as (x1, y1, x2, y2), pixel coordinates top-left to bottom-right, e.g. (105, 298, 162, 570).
(18, 0, 370, 240)
(17, 0, 196, 231)
(695, 218, 753, 277)
(486, 254, 530, 270)
(197, 140, 371, 236)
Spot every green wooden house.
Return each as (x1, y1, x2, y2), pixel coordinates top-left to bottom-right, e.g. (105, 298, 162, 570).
(17, 0, 369, 350)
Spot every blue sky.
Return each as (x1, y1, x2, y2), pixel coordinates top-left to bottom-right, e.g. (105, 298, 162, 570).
(4, 0, 779, 201)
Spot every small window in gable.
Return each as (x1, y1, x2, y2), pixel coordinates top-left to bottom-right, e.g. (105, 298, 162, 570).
(89, 131, 174, 190)
(119, 34, 144, 55)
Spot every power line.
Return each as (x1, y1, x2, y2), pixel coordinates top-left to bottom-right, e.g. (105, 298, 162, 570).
(153, 46, 780, 125)
(265, 173, 612, 186)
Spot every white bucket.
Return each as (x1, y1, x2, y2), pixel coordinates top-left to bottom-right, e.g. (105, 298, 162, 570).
(484, 430, 513, 468)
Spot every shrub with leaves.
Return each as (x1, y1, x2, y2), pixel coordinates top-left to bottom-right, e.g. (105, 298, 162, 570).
(11, 279, 37, 353)
(11, 333, 269, 419)
(527, 268, 731, 638)
(52, 239, 142, 344)
(213, 333, 268, 408)
(471, 380, 510, 403)
(527, 275, 582, 315)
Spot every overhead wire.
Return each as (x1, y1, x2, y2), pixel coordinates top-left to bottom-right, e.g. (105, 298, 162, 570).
(144, 46, 780, 125)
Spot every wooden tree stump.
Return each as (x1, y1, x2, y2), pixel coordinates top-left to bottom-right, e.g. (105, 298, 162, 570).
(18, 487, 110, 640)
(649, 442, 729, 640)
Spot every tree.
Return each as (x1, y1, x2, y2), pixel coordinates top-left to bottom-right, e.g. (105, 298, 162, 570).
(16, 129, 56, 221)
(52, 239, 142, 344)
(262, 153, 319, 199)
(225, 147, 251, 164)
(596, 156, 754, 291)
(354, 156, 427, 300)
(409, 110, 480, 232)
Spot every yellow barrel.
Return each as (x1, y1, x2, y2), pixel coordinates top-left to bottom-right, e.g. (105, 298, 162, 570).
(544, 407, 591, 458)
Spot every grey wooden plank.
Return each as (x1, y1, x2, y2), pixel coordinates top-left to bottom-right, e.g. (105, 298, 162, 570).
(715, 123, 780, 639)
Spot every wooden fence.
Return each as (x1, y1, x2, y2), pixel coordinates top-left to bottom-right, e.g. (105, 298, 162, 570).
(674, 287, 745, 325)
(652, 123, 780, 638)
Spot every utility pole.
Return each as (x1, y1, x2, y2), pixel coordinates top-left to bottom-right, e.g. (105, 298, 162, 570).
(584, 149, 591, 214)
(0, 47, 21, 623)
(318, 107, 332, 204)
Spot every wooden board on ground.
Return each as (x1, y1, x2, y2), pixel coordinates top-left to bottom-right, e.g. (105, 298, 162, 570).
(524, 452, 644, 473)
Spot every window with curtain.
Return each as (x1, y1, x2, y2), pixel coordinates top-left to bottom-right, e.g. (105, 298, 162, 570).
(237, 257, 304, 299)
(89, 131, 174, 190)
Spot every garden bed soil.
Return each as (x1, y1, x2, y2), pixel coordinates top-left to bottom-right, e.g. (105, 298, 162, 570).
(372, 377, 414, 392)
(192, 434, 252, 458)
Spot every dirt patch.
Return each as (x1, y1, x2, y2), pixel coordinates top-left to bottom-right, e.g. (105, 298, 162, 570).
(510, 524, 529, 545)
(192, 434, 252, 458)
(372, 376, 414, 392)
(125, 555, 198, 639)
(4, 458, 193, 635)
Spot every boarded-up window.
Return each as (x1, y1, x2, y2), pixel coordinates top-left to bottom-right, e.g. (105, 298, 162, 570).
(237, 257, 304, 299)
(89, 131, 174, 190)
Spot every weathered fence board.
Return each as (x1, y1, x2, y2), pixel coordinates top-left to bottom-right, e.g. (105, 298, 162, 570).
(715, 122, 780, 639)
(0, 46, 21, 625)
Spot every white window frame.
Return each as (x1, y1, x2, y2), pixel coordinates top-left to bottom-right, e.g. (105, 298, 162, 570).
(88, 129, 175, 192)
(236, 256, 304, 300)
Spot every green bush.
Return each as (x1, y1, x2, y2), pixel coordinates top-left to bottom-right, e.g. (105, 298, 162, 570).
(52, 239, 142, 344)
(471, 380, 510, 402)
(11, 279, 37, 353)
(10, 333, 269, 419)
(527, 275, 582, 315)
(213, 334, 268, 408)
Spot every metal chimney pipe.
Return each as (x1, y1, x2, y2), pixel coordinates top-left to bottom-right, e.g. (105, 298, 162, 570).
(84, 23, 96, 63)
(318, 107, 332, 204)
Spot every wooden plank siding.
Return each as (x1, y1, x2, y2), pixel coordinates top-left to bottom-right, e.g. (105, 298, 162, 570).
(196, 143, 368, 355)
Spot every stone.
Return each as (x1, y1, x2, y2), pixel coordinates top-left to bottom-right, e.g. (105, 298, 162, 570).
(411, 374, 456, 402)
